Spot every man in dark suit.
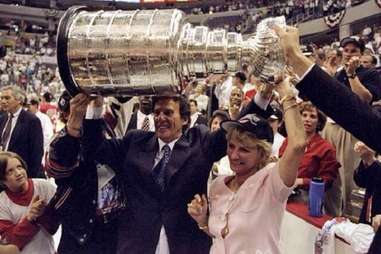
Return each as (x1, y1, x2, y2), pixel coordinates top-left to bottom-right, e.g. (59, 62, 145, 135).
(125, 95, 155, 133)
(189, 99, 207, 128)
(274, 25, 381, 254)
(321, 36, 381, 216)
(274, 25, 381, 155)
(49, 90, 274, 254)
(0, 85, 44, 178)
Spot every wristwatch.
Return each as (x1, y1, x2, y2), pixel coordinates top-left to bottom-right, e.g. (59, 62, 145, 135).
(347, 73, 357, 79)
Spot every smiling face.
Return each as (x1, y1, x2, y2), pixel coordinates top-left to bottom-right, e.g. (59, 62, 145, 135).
(227, 136, 260, 176)
(2, 157, 28, 193)
(154, 98, 186, 143)
(139, 96, 153, 115)
(226, 129, 271, 176)
(229, 87, 243, 108)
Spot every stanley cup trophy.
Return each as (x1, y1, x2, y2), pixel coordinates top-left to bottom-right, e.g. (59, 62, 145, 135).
(57, 7, 286, 96)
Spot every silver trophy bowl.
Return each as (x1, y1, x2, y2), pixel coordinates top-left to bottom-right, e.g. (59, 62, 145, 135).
(57, 7, 286, 96)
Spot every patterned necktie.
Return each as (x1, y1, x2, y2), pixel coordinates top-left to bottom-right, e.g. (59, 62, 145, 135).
(1, 113, 13, 150)
(141, 116, 150, 131)
(153, 144, 171, 191)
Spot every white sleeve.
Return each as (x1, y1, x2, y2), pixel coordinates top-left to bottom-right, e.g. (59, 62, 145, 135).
(0, 196, 11, 221)
(35, 179, 57, 203)
(43, 116, 54, 151)
(296, 64, 316, 82)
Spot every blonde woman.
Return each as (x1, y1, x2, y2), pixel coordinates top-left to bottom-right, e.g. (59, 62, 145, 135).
(188, 77, 306, 254)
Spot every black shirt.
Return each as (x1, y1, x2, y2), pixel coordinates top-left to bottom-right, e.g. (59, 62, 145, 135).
(335, 66, 381, 103)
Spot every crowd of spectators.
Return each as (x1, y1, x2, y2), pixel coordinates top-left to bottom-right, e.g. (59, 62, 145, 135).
(191, 0, 270, 15)
(0, 31, 61, 100)
(193, 0, 364, 16)
(193, 0, 367, 35)
(0, 6, 380, 252)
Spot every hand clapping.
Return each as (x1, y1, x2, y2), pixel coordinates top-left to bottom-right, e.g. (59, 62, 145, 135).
(26, 195, 46, 223)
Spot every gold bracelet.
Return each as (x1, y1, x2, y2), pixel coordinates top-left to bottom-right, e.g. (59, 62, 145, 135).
(198, 224, 209, 230)
(283, 102, 299, 112)
(280, 94, 296, 105)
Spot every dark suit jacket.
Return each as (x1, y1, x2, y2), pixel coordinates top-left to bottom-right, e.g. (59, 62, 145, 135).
(368, 226, 381, 254)
(298, 65, 381, 254)
(125, 111, 138, 133)
(49, 97, 271, 254)
(335, 66, 381, 103)
(125, 111, 154, 135)
(84, 121, 226, 254)
(0, 109, 44, 177)
(47, 128, 121, 254)
(296, 65, 381, 154)
(191, 114, 208, 128)
(354, 161, 381, 224)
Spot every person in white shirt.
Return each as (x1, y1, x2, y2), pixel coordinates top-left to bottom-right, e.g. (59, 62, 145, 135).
(125, 96, 155, 133)
(26, 96, 53, 155)
(214, 74, 233, 110)
(189, 99, 207, 128)
(268, 109, 285, 158)
(228, 87, 244, 120)
(189, 84, 209, 113)
(0, 151, 57, 254)
(215, 72, 246, 111)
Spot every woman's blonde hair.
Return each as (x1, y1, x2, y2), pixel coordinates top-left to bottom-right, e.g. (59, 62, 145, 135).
(226, 127, 272, 171)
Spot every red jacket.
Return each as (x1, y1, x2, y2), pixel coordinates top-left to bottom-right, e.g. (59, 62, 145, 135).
(279, 133, 340, 190)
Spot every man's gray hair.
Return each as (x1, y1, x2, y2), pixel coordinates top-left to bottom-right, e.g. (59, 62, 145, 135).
(0, 85, 26, 104)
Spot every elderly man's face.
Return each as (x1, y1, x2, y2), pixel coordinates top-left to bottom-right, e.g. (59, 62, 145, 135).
(0, 89, 21, 114)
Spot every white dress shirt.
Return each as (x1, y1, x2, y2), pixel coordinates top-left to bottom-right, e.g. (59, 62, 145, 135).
(272, 132, 285, 157)
(189, 94, 209, 112)
(137, 110, 155, 131)
(154, 138, 178, 254)
(214, 75, 233, 109)
(189, 112, 201, 128)
(36, 111, 54, 153)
